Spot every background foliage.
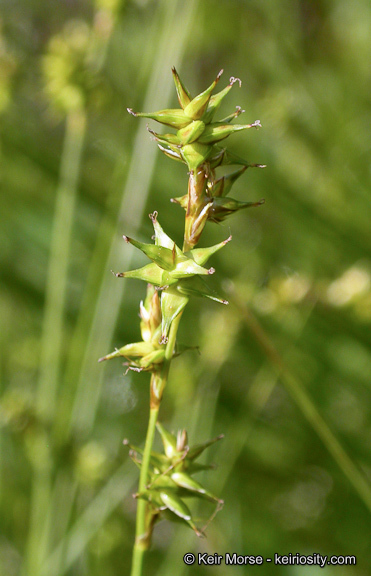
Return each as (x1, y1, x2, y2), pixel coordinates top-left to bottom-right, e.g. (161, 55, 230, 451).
(1, 0, 371, 574)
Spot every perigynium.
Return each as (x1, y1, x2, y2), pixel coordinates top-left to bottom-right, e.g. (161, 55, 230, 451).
(100, 67, 264, 576)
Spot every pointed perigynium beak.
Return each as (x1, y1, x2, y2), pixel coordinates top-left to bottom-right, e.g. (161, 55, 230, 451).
(98, 283, 166, 370)
(98, 341, 165, 372)
(172, 162, 265, 225)
(172, 66, 191, 109)
(127, 68, 265, 253)
(128, 68, 263, 171)
(111, 212, 231, 341)
(125, 424, 224, 536)
(208, 197, 265, 222)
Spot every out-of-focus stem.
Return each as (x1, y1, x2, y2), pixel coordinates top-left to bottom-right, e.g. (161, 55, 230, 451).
(37, 109, 86, 421)
(25, 109, 86, 576)
(230, 287, 371, 515)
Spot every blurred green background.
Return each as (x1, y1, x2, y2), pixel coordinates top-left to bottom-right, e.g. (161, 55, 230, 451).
(1, 0, 371, 574)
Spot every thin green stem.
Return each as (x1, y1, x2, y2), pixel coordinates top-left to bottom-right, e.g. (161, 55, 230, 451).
(131, 405, 159, 576)
(130, 313, 183, 576)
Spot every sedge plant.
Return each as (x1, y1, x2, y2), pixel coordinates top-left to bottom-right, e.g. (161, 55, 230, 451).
(99, 67, 265, 576)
